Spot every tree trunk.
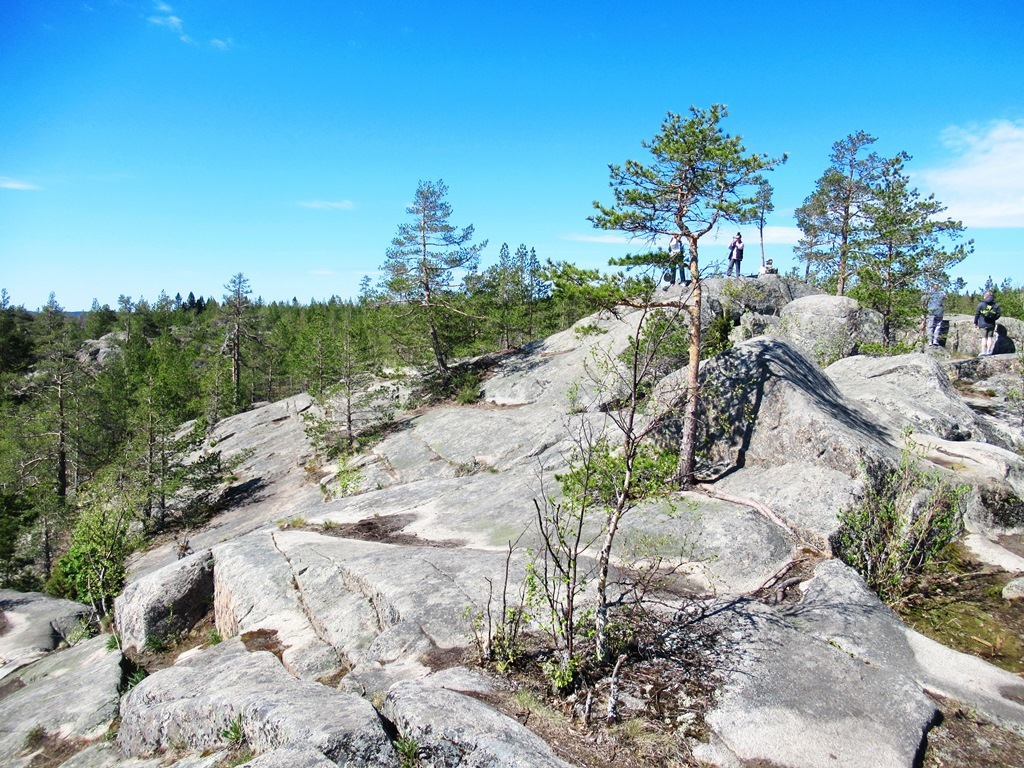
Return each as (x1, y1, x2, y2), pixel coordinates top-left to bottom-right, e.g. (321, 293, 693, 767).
(675, 243, 702, 487)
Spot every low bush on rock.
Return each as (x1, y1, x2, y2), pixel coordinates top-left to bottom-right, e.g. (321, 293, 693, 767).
(833, 442, 969, 605)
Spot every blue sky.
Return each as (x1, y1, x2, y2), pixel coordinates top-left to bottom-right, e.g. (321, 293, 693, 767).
(2, 0, 1022, 311)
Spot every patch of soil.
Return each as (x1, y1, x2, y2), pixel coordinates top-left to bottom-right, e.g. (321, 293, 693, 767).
(20, 727, 89, 768)
(240, 628, 285, 660)
(420, 644, 472, 673)
(318, 513, 465, 549)
(124, 606, 220, 675)
(898, 547, 1024, 674)
(922, 695, 1024, 768)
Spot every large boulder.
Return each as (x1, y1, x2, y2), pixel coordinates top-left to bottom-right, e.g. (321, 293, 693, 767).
(697, 336, 897, 476)
(115, 549, 215, 653)
(701, 274, 822, 321)
(777, 294, 884, 365)
(826, 353, 983, 442)
(117, 638, 398, 766)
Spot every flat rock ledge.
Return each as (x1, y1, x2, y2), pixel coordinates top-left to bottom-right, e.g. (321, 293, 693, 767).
(117, 638, 399, 766)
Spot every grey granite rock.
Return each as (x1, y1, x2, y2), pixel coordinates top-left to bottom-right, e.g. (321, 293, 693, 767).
(0, 590, 91, 681)
(0, 634, 122, 767)
(114, 549, 215, 653)
(694, 598, 937, 768)
(786, 559, 1024, 734)
(383, 677, 573, 767)
(118, 639, 397, 766)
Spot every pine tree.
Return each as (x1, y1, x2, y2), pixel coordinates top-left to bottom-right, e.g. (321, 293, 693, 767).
(378, 180, 486, 381)
(794, 131, 883, 295)
(591, 106, 784, 486)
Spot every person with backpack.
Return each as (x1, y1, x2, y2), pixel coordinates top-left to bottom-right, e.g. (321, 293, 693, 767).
(974, 290, 1001, 356)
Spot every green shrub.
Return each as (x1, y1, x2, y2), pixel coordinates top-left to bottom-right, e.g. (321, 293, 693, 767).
(833, 446, 968, 605)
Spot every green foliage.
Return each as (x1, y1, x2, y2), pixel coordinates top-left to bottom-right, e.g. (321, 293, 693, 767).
(395, 735, 420, 768)
(847, 154, 971, 345)
(374, 180, 486, 379)
(834, 443, 968, 605)
(46, 470, 141, 616)
(126, 667, 148, 689)
(454, 370, 481, 405)
(702, 314, 733, 359)
(541, 653, 582, 694)
(220, 714, 246, 746)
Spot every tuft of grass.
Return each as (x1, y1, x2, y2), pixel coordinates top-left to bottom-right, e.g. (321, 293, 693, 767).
(395, 734, 420, 768)
(220, 714, 246, 746)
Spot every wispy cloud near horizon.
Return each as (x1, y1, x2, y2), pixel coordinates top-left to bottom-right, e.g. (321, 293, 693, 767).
(0, 177, 40, 190)
(298, 200, 355, 210)
(918, 120, 1024, 228)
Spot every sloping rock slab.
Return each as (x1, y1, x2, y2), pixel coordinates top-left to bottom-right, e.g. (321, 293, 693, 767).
(115, 549, 214, 653)
(0, 634, 121, 766)
(695, 337, 898, 478)
(713, 464, 860, 545)
(0, 590, 90, 681)
(220, 530, 530, 692)
(213, 532, 344, 683)
(827, 353, 983, 442)
(693, 599, 936, 768)
(118, 638, 397, 766)
(383, 677, 573, 768)
(239, 746, 339, 768)
(786, 559, 1024, 734)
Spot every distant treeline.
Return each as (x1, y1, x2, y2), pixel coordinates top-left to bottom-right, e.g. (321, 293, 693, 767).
(0, 241, 599, 606)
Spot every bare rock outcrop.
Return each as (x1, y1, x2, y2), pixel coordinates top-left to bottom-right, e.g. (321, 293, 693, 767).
(114, 549, 214, 653)
(117, 638, 398, 766)
(693, 598, 938, 768)
(0, 590, 91, 681)
(0, 634, 122, 767)
(382, 676, 574, 767)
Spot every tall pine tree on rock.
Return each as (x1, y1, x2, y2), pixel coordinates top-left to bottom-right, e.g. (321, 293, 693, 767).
(378, 180, 486, 382)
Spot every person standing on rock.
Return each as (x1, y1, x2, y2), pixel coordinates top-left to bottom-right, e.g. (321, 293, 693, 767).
(925, 286, 945, 347)
(727, 233, 744, 277)
(664, 234, 687, 288)
(974, 290, 1001, 356)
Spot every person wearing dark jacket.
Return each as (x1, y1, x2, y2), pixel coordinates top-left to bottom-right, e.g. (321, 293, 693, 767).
(974, 291, 1001, 356)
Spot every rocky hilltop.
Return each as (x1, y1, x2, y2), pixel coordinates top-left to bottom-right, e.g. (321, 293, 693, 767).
(3, 276, 1024, 768)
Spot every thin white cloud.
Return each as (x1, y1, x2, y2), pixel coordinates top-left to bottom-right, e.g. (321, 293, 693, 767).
(918, 120, 1024, 228)
(309, 269, 337, 277)
(562, 232, 630, 244)
(210, 37, 234, 51)
(0, 177, 39, 190)
(147, 2, 192, 43)
(298, 200, 355, 210)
